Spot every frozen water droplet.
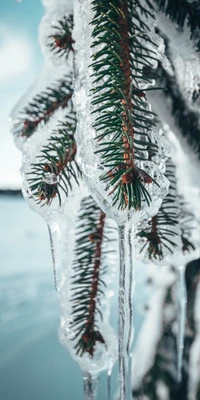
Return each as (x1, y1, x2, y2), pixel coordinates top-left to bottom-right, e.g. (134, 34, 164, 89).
(47, 216, 62, 291)
(177, 266, 187, 382)
(43, 172, 58, 185)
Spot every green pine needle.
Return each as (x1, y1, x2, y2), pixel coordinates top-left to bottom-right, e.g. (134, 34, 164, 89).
(28, 118, 81, 206)
(13, 74, 73, 139)
(48, 15, 75, 58)
(70, 196, 114, 357)
(137, 159, 179, 261)
(90, 0, 161, 211)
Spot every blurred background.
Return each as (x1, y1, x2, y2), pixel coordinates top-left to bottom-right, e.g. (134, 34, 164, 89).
(0, 3, 149, 399)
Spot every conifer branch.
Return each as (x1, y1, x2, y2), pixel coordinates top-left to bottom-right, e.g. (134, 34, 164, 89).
(27, 118, 81, 206)
(179, 198, 196, 254)
(70, 196, 114, 357)
(13, 75, 73, 139)
(48, 15, 75, 58)
(91, 0, 161, 210)
(137, 159, 179, 260)
(153, 0, 200, 50)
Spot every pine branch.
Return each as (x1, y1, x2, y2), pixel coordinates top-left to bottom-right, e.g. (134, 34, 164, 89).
(179, 197, 196, 254)
(90, 0, 161, 210)
(27, 117, 81, 206)
(70, 196, 113, 357)
(137, 159, 179, 261)
(13, 75, 73, 139)
(47, 15, 75, 58)
(153, 0, 200, 50)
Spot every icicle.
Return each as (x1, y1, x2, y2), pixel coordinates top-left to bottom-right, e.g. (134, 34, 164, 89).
(118, 219, 135, 400)
(83, 373, 98, 400)
(177, 265, 187, 383)
(107, 361, 113, 400)
(47, 214, 62, 292)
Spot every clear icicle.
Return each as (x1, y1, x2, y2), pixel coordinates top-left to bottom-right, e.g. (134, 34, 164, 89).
(177, 265, 187, 382)
(47, 216, 62, 292)
(118, 220, 135, 400)
(83, 373, 98, 400)
(107, 362, 113, 400)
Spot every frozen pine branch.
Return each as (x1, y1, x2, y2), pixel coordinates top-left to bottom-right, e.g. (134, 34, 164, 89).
(137, 159, 179, 261)
(90, 0, 161, 210)
(47, 15, 75, 58)
(27, 119, 82, 206)
(13, 74, 73, 139)
(70, 196, 114, 357)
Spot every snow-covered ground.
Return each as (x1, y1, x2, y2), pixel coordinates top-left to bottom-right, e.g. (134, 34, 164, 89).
(0, 196, 150, 400)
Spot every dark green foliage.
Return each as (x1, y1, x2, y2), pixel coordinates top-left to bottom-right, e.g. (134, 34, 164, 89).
(90, 0, 161, 210)
(137, 159, 179, 261)
(27, 118, 81, 205)
(153, 0, 200, 50)
(48, 15, 75, 58)
(13, 75, 73, 139)
(70, 196, 113, 357)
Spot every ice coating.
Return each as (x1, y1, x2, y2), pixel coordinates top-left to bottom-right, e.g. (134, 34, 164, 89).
(39, 10, 74, 67)
(58, 193, 118, 374)
(135, 171, 182, 265)
(20, 108, 72, 216)
(10, 63, 71, 151)
(73, 0, 170, 224)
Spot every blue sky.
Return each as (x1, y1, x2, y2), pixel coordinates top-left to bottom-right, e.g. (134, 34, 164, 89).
(0, 0, 44, 188)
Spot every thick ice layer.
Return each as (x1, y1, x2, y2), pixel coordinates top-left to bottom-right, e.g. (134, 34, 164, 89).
(10, 63, 71, 151)
(58, 194, 118, 373)
(39, 11, 74, 67)
(73, 0, 170, 224)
